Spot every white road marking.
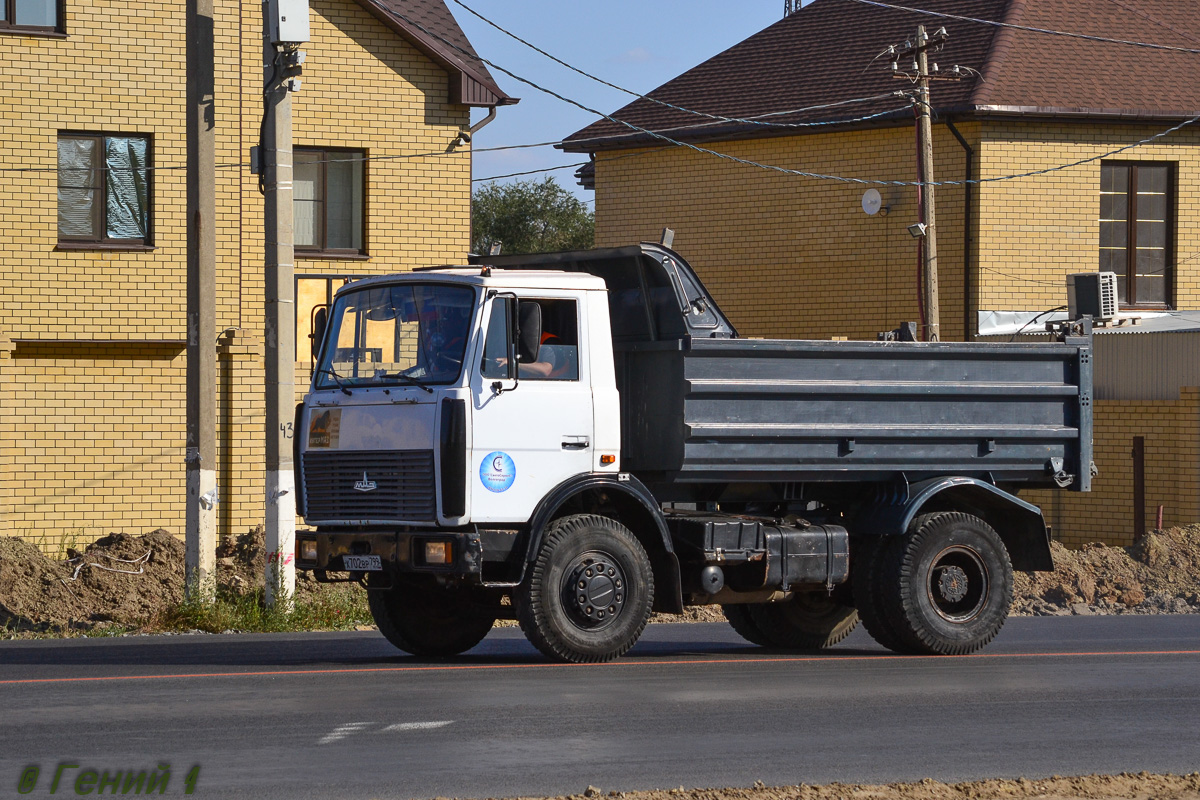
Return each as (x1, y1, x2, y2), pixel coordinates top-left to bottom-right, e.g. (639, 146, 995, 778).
(318, 722, 372, 745)
(382, 721, 453, 732)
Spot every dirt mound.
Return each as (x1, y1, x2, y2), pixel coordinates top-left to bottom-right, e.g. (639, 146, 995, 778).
(1013, 525, 1200, 616)
(0, 529, 184, 632)
(496, 773, 1200, 800)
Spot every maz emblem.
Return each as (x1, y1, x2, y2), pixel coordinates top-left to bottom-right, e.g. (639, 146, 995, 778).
(354, 472, 378, 492)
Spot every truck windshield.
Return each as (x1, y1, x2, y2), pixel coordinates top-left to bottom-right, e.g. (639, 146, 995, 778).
(314, 283, 475, 390)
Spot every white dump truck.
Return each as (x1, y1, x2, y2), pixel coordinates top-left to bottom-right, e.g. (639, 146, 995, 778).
(295, 244, 1093, 663)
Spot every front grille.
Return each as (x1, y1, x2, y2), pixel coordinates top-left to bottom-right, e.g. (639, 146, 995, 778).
(302, 449, 436, 521)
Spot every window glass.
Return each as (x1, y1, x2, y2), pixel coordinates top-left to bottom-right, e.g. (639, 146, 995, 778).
(294, 147, 365, 254)
(105, 137, 148, 239)
(294, 152, 322, 249)
(1100, 162, 1173, 307)
(58, 134, 150, 245)
(316, 284, 474, 389)
(57, 137, 99, 239)
(480, 299, 511, 379)
(326, 155, 363, 250)
(13, 0, 56, 27)
(520, 298, 578, 381)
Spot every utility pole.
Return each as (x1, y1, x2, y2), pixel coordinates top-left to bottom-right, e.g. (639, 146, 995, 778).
(185, 0, 217, 600)
(888, 25, 959, 342)
(915, 26, 940, 343)
(262, 1, 307, 606)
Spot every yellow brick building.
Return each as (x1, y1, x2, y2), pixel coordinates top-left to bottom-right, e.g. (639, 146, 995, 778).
(563, 0, 1200, 546)
(0, 0, 513, 549)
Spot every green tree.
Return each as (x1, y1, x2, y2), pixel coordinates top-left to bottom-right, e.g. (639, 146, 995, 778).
(472, 176, 594, 255)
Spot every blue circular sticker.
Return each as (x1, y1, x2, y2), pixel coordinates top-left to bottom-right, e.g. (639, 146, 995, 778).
(480, 451, 516, 493)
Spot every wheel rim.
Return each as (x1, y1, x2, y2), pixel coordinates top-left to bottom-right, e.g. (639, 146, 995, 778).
(925, 545, 989, 623)
(560, 550, 626, 631)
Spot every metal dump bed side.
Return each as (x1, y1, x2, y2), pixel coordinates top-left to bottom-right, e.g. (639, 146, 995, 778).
(622, 334, 1092, 493)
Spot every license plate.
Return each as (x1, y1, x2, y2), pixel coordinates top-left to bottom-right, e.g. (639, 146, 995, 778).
(342, 555, 382, 571)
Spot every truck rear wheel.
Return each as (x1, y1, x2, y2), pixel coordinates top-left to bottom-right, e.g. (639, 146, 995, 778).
(880, 512, 1014, 655)
(852, 536, 908, 653)
(721, 603, 773, 647)
(368, 582, 496, 657)
(747, 591, 859, 649)
(517, 514, 654, 663)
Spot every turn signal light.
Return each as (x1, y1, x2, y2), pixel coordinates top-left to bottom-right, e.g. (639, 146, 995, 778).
(600, 454, 616, 465)
(425, 541, 452, 565)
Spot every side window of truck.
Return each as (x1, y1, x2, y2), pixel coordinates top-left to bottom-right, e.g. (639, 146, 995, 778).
(480, 298, 580, 381)
(480, 300, 510, 379)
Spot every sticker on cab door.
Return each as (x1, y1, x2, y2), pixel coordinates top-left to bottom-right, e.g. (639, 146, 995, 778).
(479, 451, 516, 493)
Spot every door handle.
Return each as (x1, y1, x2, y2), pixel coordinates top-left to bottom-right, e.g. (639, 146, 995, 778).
(562, 438, 590, 450)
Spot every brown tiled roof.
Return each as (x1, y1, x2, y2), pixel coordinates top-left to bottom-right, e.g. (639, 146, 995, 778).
(351, 0, 516, 107)
(561, 0, 1200, 152)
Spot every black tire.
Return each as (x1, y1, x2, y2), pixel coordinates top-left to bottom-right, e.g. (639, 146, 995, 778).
(747, 591, 860, 649)
(368, 582, 496, 657)
(517, 514, 654, 663)
(721, 603, 773, 647)
(852, 536, 908, 653)
(880, 512, 1014, 655)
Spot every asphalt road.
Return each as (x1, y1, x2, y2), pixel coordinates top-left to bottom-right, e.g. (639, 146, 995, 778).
(2, 616, 1199, 799)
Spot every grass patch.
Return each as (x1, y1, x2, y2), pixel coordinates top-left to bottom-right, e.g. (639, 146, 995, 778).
(154, 584, 373, 634)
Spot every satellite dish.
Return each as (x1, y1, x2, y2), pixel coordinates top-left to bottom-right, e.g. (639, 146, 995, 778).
(862, 188, 883, 216)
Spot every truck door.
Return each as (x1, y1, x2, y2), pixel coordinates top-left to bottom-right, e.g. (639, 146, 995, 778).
(468, 293, 594, 522)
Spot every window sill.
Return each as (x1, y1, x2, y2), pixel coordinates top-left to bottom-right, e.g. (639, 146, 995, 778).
(56, 242, 155, 252)
(0, 28, 67, 38)
(296, 251, 370, 261)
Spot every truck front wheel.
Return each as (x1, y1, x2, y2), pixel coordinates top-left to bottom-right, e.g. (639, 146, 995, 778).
(881, 512, 1014, 655)
(518, 514, 654, 663)
(368, 581, 496, 657)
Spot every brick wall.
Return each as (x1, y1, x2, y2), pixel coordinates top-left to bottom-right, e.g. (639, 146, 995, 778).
(0, 0, 473, 550)
(975, 120, 1200, 315)
(1026, 389, 1200, 548)
(593, 123, 976, 342)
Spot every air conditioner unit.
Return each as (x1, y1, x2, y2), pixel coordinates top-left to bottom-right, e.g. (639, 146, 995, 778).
(1067, 272, 1117, 322)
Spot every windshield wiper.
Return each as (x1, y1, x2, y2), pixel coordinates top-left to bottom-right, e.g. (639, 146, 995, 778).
(316, 368, 352, 396)
(393, 373, 434, 394)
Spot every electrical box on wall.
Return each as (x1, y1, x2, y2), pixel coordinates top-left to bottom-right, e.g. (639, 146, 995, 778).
(1067, 271, 1118, 322)
(268, 0, 309, 44)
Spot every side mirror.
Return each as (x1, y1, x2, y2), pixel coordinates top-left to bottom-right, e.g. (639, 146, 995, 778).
(311, 306, 328, 360)
(517, 300, 542, 364)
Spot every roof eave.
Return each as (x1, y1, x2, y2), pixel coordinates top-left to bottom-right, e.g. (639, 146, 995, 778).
(350, 0, 516, 108)
(561, 103, 1200, 154)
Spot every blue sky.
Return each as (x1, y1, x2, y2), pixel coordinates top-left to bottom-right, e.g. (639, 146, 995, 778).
(449, 0, 791, 202)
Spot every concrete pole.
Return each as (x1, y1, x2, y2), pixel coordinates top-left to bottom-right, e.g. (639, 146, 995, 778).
(185, 0, 217, 601)
(263, 37, 298, 607)
(916, 25, 941, 343)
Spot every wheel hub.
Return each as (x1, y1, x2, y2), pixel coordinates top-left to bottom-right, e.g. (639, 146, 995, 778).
(926, 545, 989, 622)
(565, 554, 625, 629)
(937, 566, 969, 603)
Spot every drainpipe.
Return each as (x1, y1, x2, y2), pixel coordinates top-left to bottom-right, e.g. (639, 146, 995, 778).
(946, 120, 974, 340)
(461, 107, 499, 254)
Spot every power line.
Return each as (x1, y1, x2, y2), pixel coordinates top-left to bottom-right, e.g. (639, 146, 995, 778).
(848, 0, 1200, 55)
(473, 162, 586, 182)
(451, 0, 907, 130)
(391, 4, 1200, 188)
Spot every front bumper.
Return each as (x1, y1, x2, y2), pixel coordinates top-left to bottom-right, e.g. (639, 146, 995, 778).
(296, 529, 519, 581)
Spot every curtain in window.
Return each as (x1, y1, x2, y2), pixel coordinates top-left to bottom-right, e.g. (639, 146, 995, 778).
(105, 137, 148, 239)
(294, 153, 321, 248)
(58, 138, 99, 239)
(326, 157, 363, 250)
